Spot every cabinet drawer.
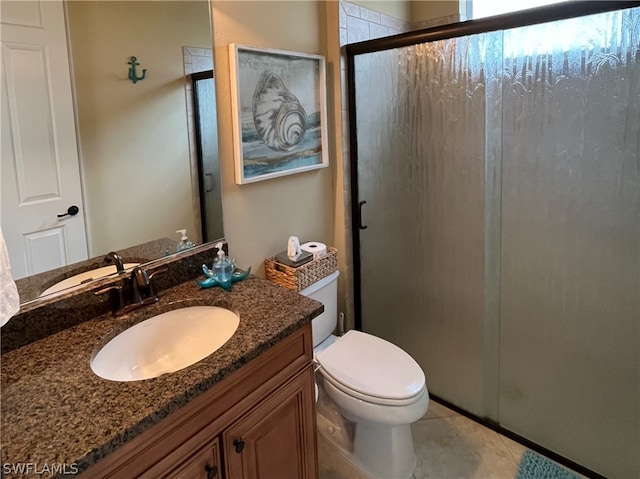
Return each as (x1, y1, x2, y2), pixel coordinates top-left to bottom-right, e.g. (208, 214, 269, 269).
(162, 438, 221, 479)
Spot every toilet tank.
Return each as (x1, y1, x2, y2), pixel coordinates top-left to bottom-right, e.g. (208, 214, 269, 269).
(299, 270, 339, 347)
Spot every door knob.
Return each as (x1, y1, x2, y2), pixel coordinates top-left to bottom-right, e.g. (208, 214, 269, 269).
(57, 205, 79, 218)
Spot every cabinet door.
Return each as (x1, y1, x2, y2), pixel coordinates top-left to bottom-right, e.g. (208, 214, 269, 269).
(224, 367, 317, 479)
(165, 438, 221, 479)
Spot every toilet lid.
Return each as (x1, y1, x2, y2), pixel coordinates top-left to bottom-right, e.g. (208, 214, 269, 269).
(315, 330, 425, 401)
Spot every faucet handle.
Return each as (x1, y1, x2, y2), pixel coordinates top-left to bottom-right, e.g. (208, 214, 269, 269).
(149, 268, 168, 281)
(94, 284, 122, 295)
(95, 284, 125, 312)
(148, 268, 168, 297)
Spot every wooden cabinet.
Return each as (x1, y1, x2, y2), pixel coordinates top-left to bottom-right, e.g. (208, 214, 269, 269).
(163, 369, 315, 479)
(82, 324, 318, 479)
(224, 369, 316, 479)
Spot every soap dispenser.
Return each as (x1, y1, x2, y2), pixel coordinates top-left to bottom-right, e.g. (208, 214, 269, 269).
(198, 242, 251, 290)
(212, 242, 235, 283)
(176, 229, 194, 252)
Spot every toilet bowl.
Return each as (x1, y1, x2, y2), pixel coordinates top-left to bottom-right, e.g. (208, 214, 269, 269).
(300, 271, 429, 479)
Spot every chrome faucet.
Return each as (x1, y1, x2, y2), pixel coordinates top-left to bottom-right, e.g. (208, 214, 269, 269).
(104, 251, 125, 273)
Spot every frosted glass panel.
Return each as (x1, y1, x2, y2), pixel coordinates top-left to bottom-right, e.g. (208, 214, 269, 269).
(498, 8, 640, 478)
(355, 32, 502, 415)
(353, 5, 639, 479)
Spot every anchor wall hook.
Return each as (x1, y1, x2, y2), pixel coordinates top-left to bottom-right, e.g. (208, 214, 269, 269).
(128, 56, 146, 84)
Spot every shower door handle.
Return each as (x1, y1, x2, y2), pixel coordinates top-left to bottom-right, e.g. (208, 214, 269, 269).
(358, 200, 368, 230)
(205, 172, 214, 192)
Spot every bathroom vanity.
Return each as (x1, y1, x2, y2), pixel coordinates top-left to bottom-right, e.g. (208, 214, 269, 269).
(84, 322, 316, 479)
(1, 252, 323, 479)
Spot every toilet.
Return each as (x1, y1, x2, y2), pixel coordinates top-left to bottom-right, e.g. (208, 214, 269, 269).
(300, 271, 429, 479)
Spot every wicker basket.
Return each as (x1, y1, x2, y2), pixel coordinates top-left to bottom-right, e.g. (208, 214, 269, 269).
(265, 247, 338, 291)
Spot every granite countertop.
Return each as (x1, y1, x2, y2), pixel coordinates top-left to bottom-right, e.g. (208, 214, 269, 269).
(0, 276, 323, 478)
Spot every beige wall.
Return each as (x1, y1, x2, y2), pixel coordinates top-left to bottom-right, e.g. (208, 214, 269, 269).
(350, 0, 411, 21)
(410, 0, 459, 22)
(211, 1, 335, 276)
(68, 1, 210, 256)
(350, 0, 459, 24)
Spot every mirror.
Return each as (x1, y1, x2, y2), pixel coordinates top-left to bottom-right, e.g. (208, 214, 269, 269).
(4, 0, 223, 305)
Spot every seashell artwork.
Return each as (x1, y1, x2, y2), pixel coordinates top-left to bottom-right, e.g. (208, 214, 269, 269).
(252, 71, 307, 152)
(231, 44, 327, 184)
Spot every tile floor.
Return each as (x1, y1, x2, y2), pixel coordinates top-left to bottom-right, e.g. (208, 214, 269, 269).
(318, 400, 587, 479)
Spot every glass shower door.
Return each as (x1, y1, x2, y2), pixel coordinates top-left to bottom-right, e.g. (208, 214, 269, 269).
(354, 32, 502, 417)
(498, 11, 640, 477)
(352, 6, 639, 478)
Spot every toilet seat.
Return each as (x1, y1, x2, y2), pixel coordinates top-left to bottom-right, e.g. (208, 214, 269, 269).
(315, 330, 425, 406)
(319, 368, 427, 406)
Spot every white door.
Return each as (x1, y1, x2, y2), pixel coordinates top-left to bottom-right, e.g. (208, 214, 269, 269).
(1, 0, 87, 280)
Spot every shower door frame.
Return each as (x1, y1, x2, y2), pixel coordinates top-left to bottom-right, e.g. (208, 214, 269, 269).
(345, 2, 640, 478)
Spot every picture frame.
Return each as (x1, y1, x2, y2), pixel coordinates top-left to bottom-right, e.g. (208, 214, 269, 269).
(229, 44, 329, 184)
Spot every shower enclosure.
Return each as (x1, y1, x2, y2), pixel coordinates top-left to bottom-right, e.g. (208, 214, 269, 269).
(347, 3, 639, 478)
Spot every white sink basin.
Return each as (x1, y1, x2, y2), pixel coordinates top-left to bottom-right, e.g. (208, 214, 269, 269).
(40, 263, 140, 296)
(90, 306, 239, 382)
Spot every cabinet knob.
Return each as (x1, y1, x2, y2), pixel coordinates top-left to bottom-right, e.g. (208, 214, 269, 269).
(204, 464, 218, 478)
(233, 438, 245, 453)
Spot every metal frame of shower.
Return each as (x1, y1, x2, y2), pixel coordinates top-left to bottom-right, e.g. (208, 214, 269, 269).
(345, 2, 640, 478)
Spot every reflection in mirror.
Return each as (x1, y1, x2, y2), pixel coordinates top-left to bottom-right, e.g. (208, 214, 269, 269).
(1, 0, 223, 304)
(192, 71, 224, 243)
(14, 237, 177, 305)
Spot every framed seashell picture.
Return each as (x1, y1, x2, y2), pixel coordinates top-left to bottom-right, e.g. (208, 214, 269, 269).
(229, 44, 329, 184)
